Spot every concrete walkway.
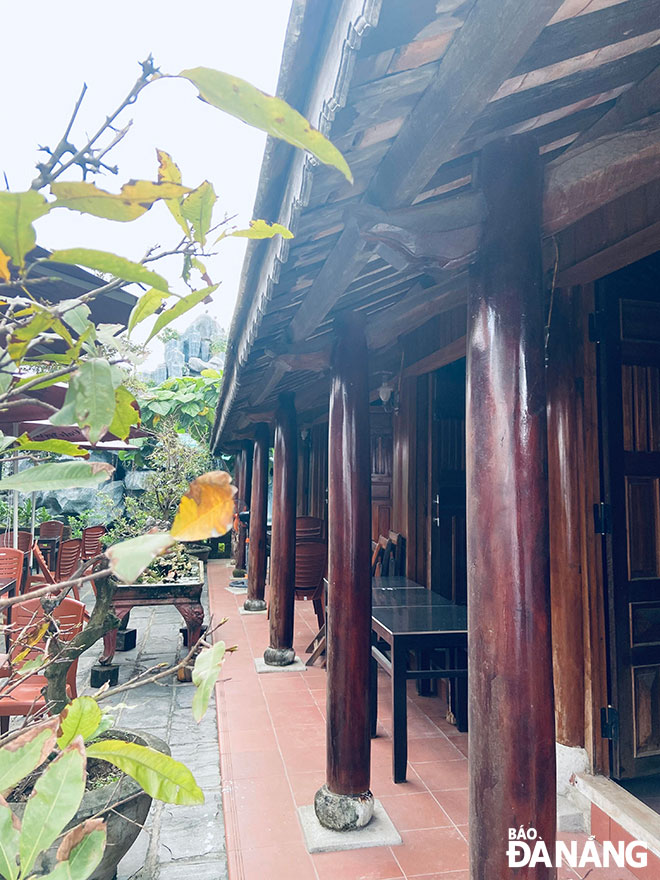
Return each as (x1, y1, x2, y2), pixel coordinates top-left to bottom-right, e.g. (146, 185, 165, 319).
(79, 571, 227, 880)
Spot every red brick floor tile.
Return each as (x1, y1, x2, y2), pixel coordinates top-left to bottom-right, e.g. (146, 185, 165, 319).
(396, 828, 469, 876)
(373, 765, 429, 798)
(226, 726, 278, 753)
(415, 759, 468, 791)
(379, 792, 453, 831)
(288, 769, 325, 806)
(406, 873, 469, 880)
(312, 845, 404, 880)
(269, 702, 324, 728)
(225, 747, 286, 780)
(407, 736, 465, 764)
(431, 788, 469, 826)
(590, 804, 611, 843)
(277, 741, 327, 773)
(232, 843, 317, 880)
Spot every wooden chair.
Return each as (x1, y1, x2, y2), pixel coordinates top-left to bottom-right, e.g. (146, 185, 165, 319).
(81, 525, 106, 561)
(296, 516, 325, 541)
(294, 537, 327, 628)
(387, 531, 406, 576)
(0, 531, 33, 554)
(39, 520, 64, 540)
(0, 548, 24, 596)
(371, 540, 385, 577)
(0, 596, 86, 732)
(56, 539, 83, 583)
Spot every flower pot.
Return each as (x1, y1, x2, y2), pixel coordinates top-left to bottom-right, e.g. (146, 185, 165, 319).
(13, 729, 169, 880)
(186, 544, 211, 563)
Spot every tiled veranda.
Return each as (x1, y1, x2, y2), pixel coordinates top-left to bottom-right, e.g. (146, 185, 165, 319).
(209, 560, 645, 880)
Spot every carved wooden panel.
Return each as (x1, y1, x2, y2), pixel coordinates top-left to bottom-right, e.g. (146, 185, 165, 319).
(633, 665, 660, 758)
(625, 476, 660, 579)
(371, 411, 393, 541)
(621, 365, 660, 452)
(631, 602, 660, 648)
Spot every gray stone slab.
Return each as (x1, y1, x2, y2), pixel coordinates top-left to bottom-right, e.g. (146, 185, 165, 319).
(297, 801, 401, 853)
(158, 859, 227, 880)
(159, 793, 224, 860)
(239, 607, 267, 615)
(225, 586, 247, 595)
(254, 657, 307, 674)
(116, 827, 151, 880)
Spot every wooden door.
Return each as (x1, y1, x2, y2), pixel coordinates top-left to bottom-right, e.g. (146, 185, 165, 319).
(428, 359, 466, 602)
(370, 410, 393, 542)
(599, 259, 660, 778)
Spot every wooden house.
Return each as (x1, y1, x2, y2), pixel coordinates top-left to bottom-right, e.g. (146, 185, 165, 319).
(212, 0, 660, 875)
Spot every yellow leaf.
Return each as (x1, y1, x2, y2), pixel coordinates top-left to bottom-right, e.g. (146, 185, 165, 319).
(171, 471, 236, 542)
(228, 219, 294, 242)
(156, 150, 189, 237)
(50, 179, 191, 222)
(0, 248, 10, 282)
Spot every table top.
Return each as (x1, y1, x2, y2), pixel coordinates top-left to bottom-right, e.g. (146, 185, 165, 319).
(372, 602, 467, 637)
(0, 577, 16, 595)
(372, 576, 424, 590)
(373, 586, 454, 607)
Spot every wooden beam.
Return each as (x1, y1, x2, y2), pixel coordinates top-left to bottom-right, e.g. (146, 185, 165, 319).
(543, 115, 660, 235)
(287, 219, 373, 345)
(404, 335, 466, 378)
(367, 0, 564, 209)
(366, 277, 467, 350)
(249, 360, 290, 406)
(569, 61, 660, 150)
(559, 219, 660, 286)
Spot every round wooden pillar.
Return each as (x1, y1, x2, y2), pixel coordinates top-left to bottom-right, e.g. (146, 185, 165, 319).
(245, 423, 270, 612)
(264, 393, 297, 666)
(466, 137, 556, 879)
(235, 441, 253, 572)
(314, 312, 374, 831)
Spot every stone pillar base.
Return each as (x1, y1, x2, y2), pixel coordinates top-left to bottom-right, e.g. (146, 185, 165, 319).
(244, 598, 267, 612)
(264, 646, 295, 666)
(314, 784, 374, 831)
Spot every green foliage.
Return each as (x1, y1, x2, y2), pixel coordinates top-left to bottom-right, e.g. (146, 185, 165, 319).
(145, 285, 218, 343)
(0, 722, 59, 796)
(49, 249, 170, 292)
(140, 375, 222, 442)
(192, 640, 226, 722)
(85, 740, 204, 806)
(0, 191, 50, 269)
(57, 698, 103, 750)
(0, 496, 50, 529)
(49, 179, 190, 222)
(51, 359, 122, 445)
(0, 461, 113, 492)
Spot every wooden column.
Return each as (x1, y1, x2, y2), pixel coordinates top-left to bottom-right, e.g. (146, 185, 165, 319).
(244, 423, 269, 613)
(235, 441, 253, 572)
(546, 286, 585, 748)
(466, 137, 556, 879)
(264, 393, 297, 666)
(314, 312, 374, 831)
(233, 448, 246, 569)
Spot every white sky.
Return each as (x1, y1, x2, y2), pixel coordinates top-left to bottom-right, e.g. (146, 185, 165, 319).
(1, 0, 293, 367)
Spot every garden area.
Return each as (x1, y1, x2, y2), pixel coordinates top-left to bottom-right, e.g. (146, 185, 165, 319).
(0, 39, 349, 880)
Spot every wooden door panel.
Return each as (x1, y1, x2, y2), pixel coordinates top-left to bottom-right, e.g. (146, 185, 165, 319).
(599, 259, 660, 778)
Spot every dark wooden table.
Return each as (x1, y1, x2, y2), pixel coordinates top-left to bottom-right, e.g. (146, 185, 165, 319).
(100, 579, 204, 667)
(37, 537, 60, 572)
(371, 581, 467, 783)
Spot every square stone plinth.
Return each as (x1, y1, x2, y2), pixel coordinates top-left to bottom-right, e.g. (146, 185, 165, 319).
(226, 586, 248, 595)
(239, 607, 267, 615)
(254, 657, 307, 673)
(297, 800, 401, 853)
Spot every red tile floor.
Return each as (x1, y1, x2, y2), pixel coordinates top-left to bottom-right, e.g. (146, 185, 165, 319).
(208, 562, 641, 880)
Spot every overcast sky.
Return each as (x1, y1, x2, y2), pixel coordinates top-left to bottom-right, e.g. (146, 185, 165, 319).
(1, 0, 293, 367)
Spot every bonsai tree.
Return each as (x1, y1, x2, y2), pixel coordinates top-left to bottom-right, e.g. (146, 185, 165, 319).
(0, 55, 350, 879)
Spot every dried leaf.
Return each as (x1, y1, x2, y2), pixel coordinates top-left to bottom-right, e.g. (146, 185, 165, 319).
(0, 247, 10, 282)
(170, 471, 236, 541)
(56, 818, 106, 862)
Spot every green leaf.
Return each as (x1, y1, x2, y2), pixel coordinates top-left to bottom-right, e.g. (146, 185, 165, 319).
(108, 386, 140, 441)
(43, 821, 106, 880)
(0, 432, 16, 454)
(57, 698, 102, 749)
(156, 150, 189, 237)
(50, 179, 191, 222)
(0, 721, 59, 796)
(180, 182, 216, 246)
(59, 302, 93, 337)
(51, 359, 117, 444)
(19, 742, 86, 876)
(8, 310, 54, 362)
(229, 219, 293, 241)
(85, 740, 204, 806)
(147, 285, 218, 343)
(127, 288, 170, 336)
(15, 433, 88, 457)
(49, 249, 170, 293)
(0, 191, 50, 269)
(179, 68, 352, 183)
(192, 641, 226, 722)
(0, 797, 20, 880)
(0, 461, 113, 492)
(105, 531, 174, 583)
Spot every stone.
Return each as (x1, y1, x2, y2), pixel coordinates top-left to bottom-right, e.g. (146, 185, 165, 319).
(158, 859, 228, 880)
(116, 628, 137, 652)
(255, 655, 307, 673)
(262, 647, 297, 667)
(314, 785, 375, 831)
(298, 798, 401, 853)
(242, 598, 267, 612)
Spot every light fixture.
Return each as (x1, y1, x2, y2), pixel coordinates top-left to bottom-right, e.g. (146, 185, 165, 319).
(377, 373, 399, 414)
